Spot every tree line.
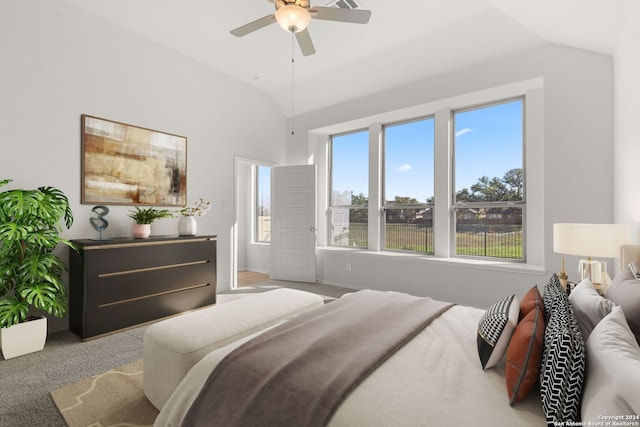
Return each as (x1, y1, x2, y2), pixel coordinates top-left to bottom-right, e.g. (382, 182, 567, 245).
(344, 168, 523, 211)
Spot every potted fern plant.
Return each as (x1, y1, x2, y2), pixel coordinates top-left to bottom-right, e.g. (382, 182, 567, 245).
(0, 179, 75, 359)
(128, 206, 173, 238)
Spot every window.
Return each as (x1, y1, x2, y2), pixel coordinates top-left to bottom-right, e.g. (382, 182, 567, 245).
(255, 165, 271, 242)
(326, 93, 529, 262)
(383, 117, 435, 253)
(329, 130, 369, 248)
(453, 98, 524, 260)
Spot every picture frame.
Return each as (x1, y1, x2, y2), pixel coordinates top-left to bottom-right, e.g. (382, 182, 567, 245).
(81, 114, 187, 206)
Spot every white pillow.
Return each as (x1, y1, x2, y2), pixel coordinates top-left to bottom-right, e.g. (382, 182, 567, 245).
(581, 306, 640, 422)
(569, 278, 615, 340)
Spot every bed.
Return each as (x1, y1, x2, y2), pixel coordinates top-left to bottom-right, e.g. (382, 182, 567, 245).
(154, 246, 640, 427)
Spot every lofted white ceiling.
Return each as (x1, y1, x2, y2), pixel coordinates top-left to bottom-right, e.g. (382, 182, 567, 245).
(61, 0, 634, 116)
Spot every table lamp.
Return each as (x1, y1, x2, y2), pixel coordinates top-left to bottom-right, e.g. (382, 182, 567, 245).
(553, 223, 630, 293)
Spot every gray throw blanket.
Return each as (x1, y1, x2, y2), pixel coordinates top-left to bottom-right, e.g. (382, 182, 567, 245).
(181, 290, 453, 427)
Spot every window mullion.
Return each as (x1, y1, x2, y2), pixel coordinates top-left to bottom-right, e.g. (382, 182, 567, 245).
(368, 123, 382, 251)
(433, 108, 452, 257)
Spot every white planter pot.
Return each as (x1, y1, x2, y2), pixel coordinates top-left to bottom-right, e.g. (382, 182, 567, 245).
(178, 216, 197, 236)
(1, 316, 47, 360)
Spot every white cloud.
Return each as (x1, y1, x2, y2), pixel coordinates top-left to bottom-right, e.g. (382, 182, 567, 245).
(455, 127, 475, 137)
(396, 164, 412, 172)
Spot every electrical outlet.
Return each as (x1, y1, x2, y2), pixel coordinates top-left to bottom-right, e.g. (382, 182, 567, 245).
(346, 262, 352, 271)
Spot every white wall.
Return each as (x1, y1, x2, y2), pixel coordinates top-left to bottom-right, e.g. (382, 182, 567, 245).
(0, 1, 287, 331)
(614, 4, 640, 242)
(288, 44, 614, 309)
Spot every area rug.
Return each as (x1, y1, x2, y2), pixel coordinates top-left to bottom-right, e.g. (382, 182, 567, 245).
(50, 359, 158, 426)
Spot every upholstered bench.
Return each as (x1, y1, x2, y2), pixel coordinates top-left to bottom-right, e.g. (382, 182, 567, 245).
(143, 288, 325, 409)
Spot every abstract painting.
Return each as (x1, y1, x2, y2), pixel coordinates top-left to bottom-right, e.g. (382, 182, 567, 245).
(81, 115, 187, 206)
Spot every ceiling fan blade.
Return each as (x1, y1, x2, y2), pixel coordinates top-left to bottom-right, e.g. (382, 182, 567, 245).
(309, 6, 371, 24)
(230, 14, 276, 37)
(295, 29, 316, 56)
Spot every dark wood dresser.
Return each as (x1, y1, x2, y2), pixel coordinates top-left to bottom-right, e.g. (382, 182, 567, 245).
(69, 235, 217, 339)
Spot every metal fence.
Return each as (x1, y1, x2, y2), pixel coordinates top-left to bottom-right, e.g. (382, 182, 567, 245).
(455, 224, 522, 259)
(385, 224, 433, 254)
(332, 222, 522, 260)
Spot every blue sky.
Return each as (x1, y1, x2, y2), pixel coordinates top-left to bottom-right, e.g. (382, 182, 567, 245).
(257, 165, 271, 211)
(331, 130, 369, 204)
(454, 99, 523, 195)
(332, 99, 523, 203)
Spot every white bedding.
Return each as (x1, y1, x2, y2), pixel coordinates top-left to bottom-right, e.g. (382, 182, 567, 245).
(155, 305, 546, 427)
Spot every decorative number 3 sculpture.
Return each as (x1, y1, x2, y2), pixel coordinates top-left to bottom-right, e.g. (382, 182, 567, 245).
(90, 205, 110, 240)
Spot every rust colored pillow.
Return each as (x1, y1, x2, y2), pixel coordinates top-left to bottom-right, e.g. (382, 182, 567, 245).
(506, 292, 544, 405)
(519, 285, 541, 321)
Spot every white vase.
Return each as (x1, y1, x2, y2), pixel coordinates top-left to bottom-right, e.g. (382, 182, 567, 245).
(178, 216, 197, 236)
(133, 223, 151, 238)
(0, 316, 47, 359)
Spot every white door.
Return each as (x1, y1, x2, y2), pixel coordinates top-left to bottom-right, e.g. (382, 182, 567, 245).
(271, 165, 316, 282)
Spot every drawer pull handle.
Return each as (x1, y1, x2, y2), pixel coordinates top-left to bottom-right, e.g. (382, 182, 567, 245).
(83, 237, 215, 250)
(98, 260, 210, 278)
(98, 283, 211, 308)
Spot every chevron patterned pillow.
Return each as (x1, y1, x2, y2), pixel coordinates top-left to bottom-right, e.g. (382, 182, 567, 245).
(543, 273, 564, 324)
(477, 294, 519, 369)
(540, 283, 585, 424)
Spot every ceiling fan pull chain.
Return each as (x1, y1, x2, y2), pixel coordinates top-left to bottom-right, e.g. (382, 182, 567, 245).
(291, 28, 295, 135)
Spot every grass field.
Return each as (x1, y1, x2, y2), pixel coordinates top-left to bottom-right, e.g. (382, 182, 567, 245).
(333, 223, 523, 260)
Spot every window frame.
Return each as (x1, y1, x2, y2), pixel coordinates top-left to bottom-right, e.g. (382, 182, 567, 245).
(254, 164, 271, 244)
(451, 96, 526, 261)
(381, 115, 435, 254)
(328, 129, 370, 249)
(319, 79, 543, 267)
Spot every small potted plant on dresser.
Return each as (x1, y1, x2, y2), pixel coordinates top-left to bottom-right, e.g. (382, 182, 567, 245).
(177, 198, 211, 236)
(128, 206, 174, 238)
(0, 179, 75, 359)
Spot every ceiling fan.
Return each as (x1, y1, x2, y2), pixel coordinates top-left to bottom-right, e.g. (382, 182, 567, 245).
(230, 0, 372, 56)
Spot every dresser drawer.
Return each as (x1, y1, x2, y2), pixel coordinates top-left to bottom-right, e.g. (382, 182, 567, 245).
(90, 261, 214, 306)
(83, 239, 215, 275)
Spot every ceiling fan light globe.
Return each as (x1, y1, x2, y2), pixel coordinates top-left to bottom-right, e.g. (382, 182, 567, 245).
(276, 5, 311, 33)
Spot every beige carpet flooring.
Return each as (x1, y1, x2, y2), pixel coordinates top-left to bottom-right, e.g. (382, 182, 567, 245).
(47, 279, 352, 426)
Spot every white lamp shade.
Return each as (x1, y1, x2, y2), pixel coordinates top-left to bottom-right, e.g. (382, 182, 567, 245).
(276, 5, 311, 33)
(553, 223, 630, 258)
